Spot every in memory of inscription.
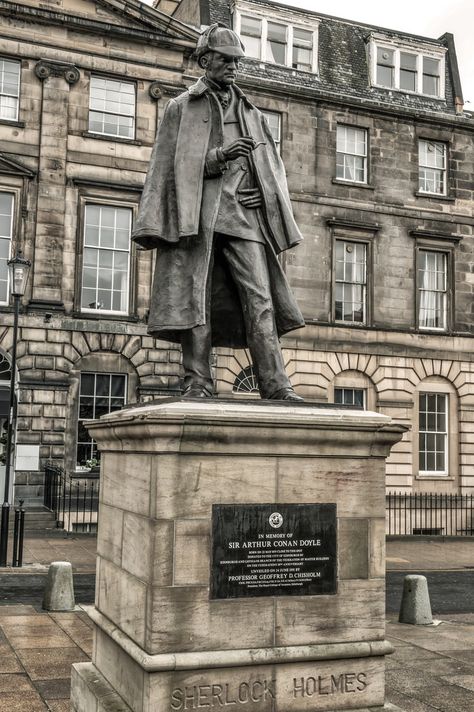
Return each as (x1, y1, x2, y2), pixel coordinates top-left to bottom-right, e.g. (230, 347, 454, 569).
(211, 503, 337, 599)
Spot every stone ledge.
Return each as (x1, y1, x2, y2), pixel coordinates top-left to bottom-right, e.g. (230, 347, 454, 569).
(71, 662, 131, 711)
(85, 399, 407, 457)
(82, 605, 394, 673)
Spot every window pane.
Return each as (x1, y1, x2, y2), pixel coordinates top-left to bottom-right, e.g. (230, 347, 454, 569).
(335, 240, 367, 323)
(376, 47, 394, 87)
(267, 23, 286, 65)
(419, 392, 448, 473)
(400, 69, 416, 92)
(82, 205, 131, 313)
(0, 59, 20, 121)
(418, 250, 447, 330)
(240, 17, 262, 58)
(292, 46, 312, 71)
(377, 47, 394, 66)
(0, 192, 13, 303)
(418, 140, 446, 195)
(241, 16, 261, 37)
(89, 76, 135, 138)
(377, 64, 394, 87)
(336, 126, 367, 183)
(334, 388, 365, 407)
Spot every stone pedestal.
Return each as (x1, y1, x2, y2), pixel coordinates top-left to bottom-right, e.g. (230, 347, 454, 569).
(71, 399, 406, 712)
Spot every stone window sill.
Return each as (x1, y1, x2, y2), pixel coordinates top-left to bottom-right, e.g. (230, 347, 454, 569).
(72, 310, 140, 323)
(82, 131, 142, 146)
(332, 179, 374, 190)
(0, 119, 25, 128)
(415, 191, 455, 202)
(415, 475, 455, 481)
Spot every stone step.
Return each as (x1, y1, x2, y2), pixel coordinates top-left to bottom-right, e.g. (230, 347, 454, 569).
(71, 662, 131, 711)
(7, 508, 57, 533)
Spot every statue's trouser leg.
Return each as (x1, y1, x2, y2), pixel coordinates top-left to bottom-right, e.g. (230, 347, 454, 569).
(181, 322, 214, 393)
(181, 248, 214, 394)
(221, 238, 291, 399)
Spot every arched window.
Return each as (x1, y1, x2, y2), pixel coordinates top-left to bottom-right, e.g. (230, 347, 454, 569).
(328, 370, 377, 411)
(413, 376, 458, 488)
(233, 365, 259, 394)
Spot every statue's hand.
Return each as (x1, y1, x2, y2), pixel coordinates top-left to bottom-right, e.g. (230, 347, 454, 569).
(221, 137, 256, 161)
(238, 187, 262, 208)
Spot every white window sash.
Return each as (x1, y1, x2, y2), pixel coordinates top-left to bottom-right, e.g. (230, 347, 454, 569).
(0, 192, 14, 305)
(418, 141, 447, 195)
(0, 59, 20, 122)
(370, 39, 445, 99)
(418, 393, 448, 475)
(81, 204, 132, 316)
(418, 251, 447, 331)
(234, 10, 318, 73)
(88, 77, 136, 139)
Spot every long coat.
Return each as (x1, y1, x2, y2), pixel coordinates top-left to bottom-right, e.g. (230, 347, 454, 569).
(132, 78, 305, 347)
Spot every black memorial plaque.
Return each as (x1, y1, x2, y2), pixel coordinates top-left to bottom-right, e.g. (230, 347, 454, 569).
(211, 503, 337, 599)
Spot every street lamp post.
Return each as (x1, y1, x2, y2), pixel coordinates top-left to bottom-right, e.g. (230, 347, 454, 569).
(0, 252, 31, 567)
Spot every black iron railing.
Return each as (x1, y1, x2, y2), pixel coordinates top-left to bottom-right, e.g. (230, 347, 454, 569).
(386, 492, 474, 536)
(44, 463, 99, 533)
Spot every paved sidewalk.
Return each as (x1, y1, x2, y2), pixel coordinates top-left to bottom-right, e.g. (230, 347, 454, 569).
(0, 605, 474, 711)
(0, 536, 472, 710)
(4, 535, 97, 574)
(386, 613, 474, 711)
(386, 538, 474, 572)
(0, 604, 92, 711)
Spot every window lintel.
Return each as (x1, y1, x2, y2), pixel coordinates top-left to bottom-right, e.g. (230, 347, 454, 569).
(410, 229, 462, 244)
(327, 218, 379, 235)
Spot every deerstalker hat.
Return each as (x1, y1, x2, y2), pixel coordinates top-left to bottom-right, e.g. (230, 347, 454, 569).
(195, 23, 245, 59)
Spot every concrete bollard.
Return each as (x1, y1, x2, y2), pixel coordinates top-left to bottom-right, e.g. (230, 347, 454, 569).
(42, 561, 75, 611)
(399, 574, 433, 625)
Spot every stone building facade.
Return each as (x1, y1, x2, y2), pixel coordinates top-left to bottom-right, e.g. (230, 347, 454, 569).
(0, 0, 473, 509)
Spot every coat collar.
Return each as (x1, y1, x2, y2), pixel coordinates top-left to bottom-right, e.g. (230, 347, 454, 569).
(188, 76, 253, 108)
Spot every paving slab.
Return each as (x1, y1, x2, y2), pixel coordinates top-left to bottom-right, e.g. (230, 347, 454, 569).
(386, 538, 474, 571)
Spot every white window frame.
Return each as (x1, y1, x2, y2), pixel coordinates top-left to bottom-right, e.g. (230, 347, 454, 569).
(0, 58, 20, 122)
(88, 75, 136, 140)
(418, 392, 448, 476)
(0, 191, 14, 305)
(80, 203, 132, 316)
(234, 6, 318, 74)
(369, 34, 446, 99)
(77, 372, 127, 465)
(260, 109, 281, 153)
(336, 125, 368, 184)
(334, 387, 366, 408)
(417, 249, 448, 332)
(418, 139, 447, 196)
(334, 239, 368, 325)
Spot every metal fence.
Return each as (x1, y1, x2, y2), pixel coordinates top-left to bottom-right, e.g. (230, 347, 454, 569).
(386, 492, 474, 536)
(44, 463, 100, 533)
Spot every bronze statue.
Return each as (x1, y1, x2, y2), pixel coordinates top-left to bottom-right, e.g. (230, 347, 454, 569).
(132, 24, 305, 400)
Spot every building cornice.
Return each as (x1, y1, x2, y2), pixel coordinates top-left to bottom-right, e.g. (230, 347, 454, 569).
(0, 1, 197, 51)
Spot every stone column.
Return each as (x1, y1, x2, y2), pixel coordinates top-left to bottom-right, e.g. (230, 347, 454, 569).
(31, 60, 79, 308)
(71, 400, 406, 712)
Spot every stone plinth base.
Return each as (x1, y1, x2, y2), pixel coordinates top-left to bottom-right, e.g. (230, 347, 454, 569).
(71, 399, 406, 712)
(71, 660, 403, 712)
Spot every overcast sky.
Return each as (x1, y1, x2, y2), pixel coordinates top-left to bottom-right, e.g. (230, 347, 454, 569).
(144, 0, 474, 106)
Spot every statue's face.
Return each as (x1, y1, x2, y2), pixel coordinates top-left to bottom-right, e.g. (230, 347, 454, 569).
(203, 52, 240, 87)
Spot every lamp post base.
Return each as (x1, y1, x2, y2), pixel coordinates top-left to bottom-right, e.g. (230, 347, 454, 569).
(0, 501, 10, 566)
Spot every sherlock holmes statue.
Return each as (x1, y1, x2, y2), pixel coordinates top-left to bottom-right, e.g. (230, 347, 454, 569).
(132, 24, 305, 400)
